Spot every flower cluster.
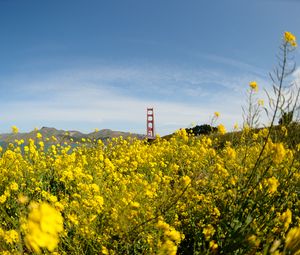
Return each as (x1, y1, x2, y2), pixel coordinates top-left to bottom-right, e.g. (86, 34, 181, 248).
(249, 81, 258, 92)
(25, 202, 63, 253)
(0, 124, 298, 254)
(284, 31, 297, 47)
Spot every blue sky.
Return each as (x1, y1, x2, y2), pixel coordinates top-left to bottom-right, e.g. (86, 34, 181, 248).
(0, 0, 300, 135)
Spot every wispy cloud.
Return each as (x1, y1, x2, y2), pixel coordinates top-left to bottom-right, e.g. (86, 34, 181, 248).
(0, 62, 271, 135)
(203, 54, 268, 78)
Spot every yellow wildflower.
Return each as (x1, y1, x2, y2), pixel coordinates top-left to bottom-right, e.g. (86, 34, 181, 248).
(226, 147, 236, 159)
(158, 239, 178, 255)
(258, 99, 264, 106)
(273, 143, 286, 164)
(130, 201, 140, 209)
(248, 235, 260, 247)
(285, 227, 300, 253)
(209, 240, 218, 250)
(165, 228, 181, 244)
(101, 246, 109, 255)
(252, 133, 258, 141)
(3, 229, 19, 244)
(182, 176, 191, 186)
(281, 209, 292, 231)
(267, 177, 279, 194)
(213, 207, 221, 217)
(67, 214, 79, 226)
(25, 202, 64, 253)
(0, 194, 7, 204)
(18, 194, 29, 204)
(11, 125, 19, 134)
(203, 224, 215, 240)
(10, 182, 19, 191)
(284, 31, 297, 47)
(217, 124, 226, 135)
(175, 128, 189, 142)
(36, 132, 43, 139)
(214, 112, 220, 118)
(249, 81, 258, 92)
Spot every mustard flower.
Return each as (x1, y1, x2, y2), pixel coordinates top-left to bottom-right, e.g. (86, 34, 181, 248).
(285, 227, 300, 253)
(0, 194, 7, 204)
(175, 128, 188, 142)
(258, 99, 264, 106)
(18, 194, 29, 204)
(165, 228, 181, 244)
(25, 202, 63, 253)
(203, 224, 215, 240)
(272, 143, 286, 164)
(130, 201, 140, 209)
(249, 81, 258, 92)
(36, 132, 43, 139)
(281, 209, 292, 231)
(3, 229, 19, 244)
(158, 239, 178, 255)
(209, 240, 218, 250)
(214, 112, 220, 118)
(248, 235, 260, 248)
(226, 147, 236, 159)
(267, 177, 279, 194)
(182, 176, 191, 186)
(11, 125, 19, 134)
(284, 31, 297, 47)
(9, 182, 19, 191)
(217, 124, 226, 135)
(101, 246, 109, 255)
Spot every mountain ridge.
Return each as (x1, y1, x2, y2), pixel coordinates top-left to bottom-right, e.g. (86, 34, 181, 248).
(0, 127, 145, 145)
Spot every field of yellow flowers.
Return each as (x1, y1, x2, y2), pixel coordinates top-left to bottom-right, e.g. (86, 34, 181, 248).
(0, 32, 300, 255)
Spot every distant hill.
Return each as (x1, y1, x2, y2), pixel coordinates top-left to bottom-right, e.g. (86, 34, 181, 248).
(161, 124, 218, 140)
(0, 127, 145, 147)
(161, 122, 300, 150)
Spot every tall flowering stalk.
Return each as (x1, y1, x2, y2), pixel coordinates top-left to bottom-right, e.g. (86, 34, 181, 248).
(241, 31, 298, 190)
(243, 81, 262, 129)
(221, 31, 299, 253)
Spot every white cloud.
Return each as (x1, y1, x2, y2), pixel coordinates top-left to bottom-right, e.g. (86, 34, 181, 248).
(0, 63, 271, 135)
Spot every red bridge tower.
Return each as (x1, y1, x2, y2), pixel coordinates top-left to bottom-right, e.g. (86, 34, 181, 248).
(146, 107, 155, 139)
